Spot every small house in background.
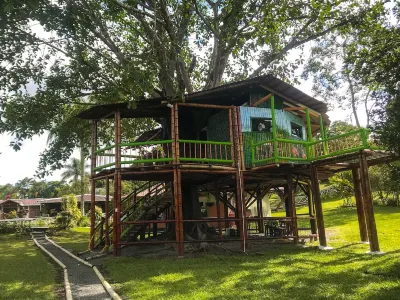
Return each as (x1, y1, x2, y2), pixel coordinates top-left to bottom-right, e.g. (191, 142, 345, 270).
(0, 194, 110, 219)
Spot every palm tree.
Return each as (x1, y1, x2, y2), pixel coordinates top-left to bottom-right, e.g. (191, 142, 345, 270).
(61, 157, 89, 214)
(15, 177, 33, 198)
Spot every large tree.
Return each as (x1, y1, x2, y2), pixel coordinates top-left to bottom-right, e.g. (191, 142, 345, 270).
(345, 9, 400, 153)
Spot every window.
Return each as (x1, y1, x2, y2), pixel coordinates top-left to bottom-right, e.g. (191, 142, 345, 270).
(291, 122, 303, 138)
(252, 118, 272, 132)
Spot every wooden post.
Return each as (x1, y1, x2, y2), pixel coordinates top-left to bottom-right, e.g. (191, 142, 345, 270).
(216, 193, 223, 240)
(113, 110, 122, 256)
(306, 108, 313, 158)
(359, 152, 380, 252)
(310, 165, 327, 247)
(172, 104, 184, 256)
(271, 95, 278, 163)
(258, 191, 264, 234)
(224, 192, 229, 229)
(89, 120, 97, 250)
(105, 176, 110, 250)
(232, 107, 247, 251)
(287, 173, 298, 244)
(228, 108, 235, 167)
(305, 182, 317, 236)
(352, 167, 368, 243)
(319, 114, 328, 155)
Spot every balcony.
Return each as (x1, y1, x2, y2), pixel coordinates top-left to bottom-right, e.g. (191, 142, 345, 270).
(251, 128, 378, 167)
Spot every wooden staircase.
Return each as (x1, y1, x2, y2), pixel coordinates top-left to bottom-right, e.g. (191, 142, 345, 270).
(92, 181, 172, 249)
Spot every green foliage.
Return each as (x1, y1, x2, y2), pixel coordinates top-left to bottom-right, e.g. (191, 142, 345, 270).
(0, 179, 69, 200)
(87, 205, 103, 222)
(328, 171, 354, 204)
(325, 121, 358, 137)
(77, 216, 90, 227)
(0, 222, 29, 234)
(344, 11, 400, 153)
(53, 194, 82, 229)
(369, 164, 400, 207)
(6, 210, 17, 219)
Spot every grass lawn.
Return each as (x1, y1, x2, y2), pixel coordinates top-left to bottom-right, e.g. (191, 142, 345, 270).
(49, 199, 400, 299)
(0, 235, 60, 300)
(103, 198, 400, 300)
(51, 227, 90, 254)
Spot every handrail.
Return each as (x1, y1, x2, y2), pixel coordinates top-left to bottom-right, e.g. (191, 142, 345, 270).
(178, 139, 232, 145)
(251, 128, 372, 165)
(119, 140, 173, 147)
(308, 128, 367, 145)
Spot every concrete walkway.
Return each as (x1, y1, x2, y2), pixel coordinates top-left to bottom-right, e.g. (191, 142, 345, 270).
(33, 233, 111, 300)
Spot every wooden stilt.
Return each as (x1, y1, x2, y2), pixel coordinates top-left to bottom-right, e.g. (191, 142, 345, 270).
(352, 167, 368, 243)
(232, 107, 247, 251)
(305, 182, 317, 236)
(257, 190, 264, 234)
(287, 173, 298, 244)
(310, 165, 327, 247)
(104, 176, 110, 250)
(224, 192, 229, 229)
(172, 103, 184, 256)
(113, 110, 122, 256)
(89, 120, 97, 250)
(359, 153, 380, 252)
(216, 192, 223, 240)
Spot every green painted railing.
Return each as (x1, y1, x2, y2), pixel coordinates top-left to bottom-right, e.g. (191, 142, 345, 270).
(251, 128, 373, 167)
(178, 139, 233, 164)
(94, 139, 234, 172)
(94, 140, 173, 172)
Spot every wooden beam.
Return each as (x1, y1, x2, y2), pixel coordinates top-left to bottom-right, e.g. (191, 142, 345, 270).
(113, 110, 122, 256)
(284, 106, 304, 112)
(89, 120, 97, 250)
(310, 165, 327, 247)
(284, 106, 321, 117)
(287, 173, 298, 244)
(251, 93, 272, 107)
(352, 167, 368, 242)
(359, 153, 380, 252)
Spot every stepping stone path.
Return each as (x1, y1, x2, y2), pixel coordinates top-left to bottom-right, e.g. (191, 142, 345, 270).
(32, 232, 111, 300)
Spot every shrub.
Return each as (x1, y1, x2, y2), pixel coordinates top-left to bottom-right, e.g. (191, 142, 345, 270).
(87, 205, 103, 222)
(52, 195, 82, 230)
(0, 221, 29, 235)
(78, 216, 90, 227)
(6, 210, 18, 219)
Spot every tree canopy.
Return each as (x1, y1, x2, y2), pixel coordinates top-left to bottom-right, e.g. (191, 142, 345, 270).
(0, 0, 388, 174)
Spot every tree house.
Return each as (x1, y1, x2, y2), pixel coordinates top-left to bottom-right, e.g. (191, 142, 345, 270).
(78, 75, 396, 256)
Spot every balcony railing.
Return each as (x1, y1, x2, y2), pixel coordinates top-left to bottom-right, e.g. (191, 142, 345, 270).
(251, 128, 375, 167)
(94, 140, 233, 172)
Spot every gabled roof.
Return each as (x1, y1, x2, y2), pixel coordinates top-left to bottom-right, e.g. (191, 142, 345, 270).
(76, 75, 329, 120)
(0, 199, 41, 207)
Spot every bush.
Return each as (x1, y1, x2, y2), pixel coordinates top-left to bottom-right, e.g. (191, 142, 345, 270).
(78, 216, 90, 227)
(0, 221, 29, 235)
(87, 205, 103, 222)
(6, 210, 18, 219)
(52, 195, 82, 230)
